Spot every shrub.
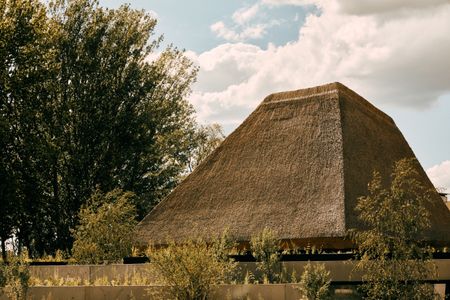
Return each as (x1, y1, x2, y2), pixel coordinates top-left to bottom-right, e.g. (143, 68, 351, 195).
(250, 227, 281, 283)
(146, 236, 237, 300)
(298, 262, 331, 300)
(71, 189, 137, 264)
(0, 264, 5, 287)
(1, 251, 30, 300)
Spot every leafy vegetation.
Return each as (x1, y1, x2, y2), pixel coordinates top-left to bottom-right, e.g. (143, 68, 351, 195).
(71, 189, 137, 264)
(0, 251, 30, 300)
(298, 262, 331, 300)
(186, 123, 225, 173)
(249, 228, 281, 283)
(29, 270, 154, 287)
(146, 235, 237, 300)
(352, 158, 438, 299)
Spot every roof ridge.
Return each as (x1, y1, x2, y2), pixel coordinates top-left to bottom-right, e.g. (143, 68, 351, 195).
(262, 89, 338, 105)
(263, 82, 342, 104)
(263, 82, 394, 125)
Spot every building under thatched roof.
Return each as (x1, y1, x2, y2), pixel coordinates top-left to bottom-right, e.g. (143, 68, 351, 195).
(134, 82, 450, 249)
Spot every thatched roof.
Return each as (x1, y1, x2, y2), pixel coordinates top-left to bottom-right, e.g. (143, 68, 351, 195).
(134, 82, 450, 249)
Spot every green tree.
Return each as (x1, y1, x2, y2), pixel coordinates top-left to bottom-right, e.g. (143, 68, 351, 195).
(352, 158, 438, 299)
(0, 0, 58, 258)
(71, 189, 137, 264)
(186, 123, 225, 173)
(1, 0, 199, 256)
(0, 118, 16, 261)
(47, 0, 198, 251)
(250, 228, 281, 283)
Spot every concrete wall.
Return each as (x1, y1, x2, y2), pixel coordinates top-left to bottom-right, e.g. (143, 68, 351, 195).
(1, 260, 447, 299)
(1, 284, 446, 300)
(0, 284, 338, 300)
(28, 259, 450, 284)
(1, 286, 166, 300)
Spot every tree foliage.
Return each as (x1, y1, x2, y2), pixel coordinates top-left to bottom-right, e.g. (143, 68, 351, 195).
(0, 0, 58, 260)
(352, 158, 438, 299)
(250, 227, 281, 283)
(0, 0, 199, 256)
(186, 123, 225, 173)
(71, 189, 137, 264)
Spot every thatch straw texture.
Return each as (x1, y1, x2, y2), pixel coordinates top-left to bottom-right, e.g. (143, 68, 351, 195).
(134, 82, 450, 249)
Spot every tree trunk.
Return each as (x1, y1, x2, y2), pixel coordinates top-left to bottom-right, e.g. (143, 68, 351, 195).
(1, 236, 6, 262)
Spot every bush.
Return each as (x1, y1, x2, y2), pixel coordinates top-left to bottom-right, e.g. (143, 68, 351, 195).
(1, 251, 30, 300)
(71, 189, 137, 264)
(0, 264, 5, 288)
(146, 235, 236, 300)
(298, 262, 331, 300)
(250, 228, 281, 283)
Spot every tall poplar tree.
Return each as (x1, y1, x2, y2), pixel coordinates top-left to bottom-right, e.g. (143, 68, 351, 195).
(0, 0, 57, 258)
(1, 0, 199, 256)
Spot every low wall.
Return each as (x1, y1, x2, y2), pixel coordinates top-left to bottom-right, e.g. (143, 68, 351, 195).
(1, 260, 447, 299)
(1, 286, 163, 300)
(0, 284, 340, 300)
(28, 259, 450, 284)
(1, 284, 446, 300)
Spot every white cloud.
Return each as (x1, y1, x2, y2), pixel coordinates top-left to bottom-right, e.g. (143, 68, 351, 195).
(210, 21, 237, 41)
(191, 1, 450, 129)
(210, 21, 267, 42)
(261, 0, 317, 6)
(337, 0, 450, 15)
(262, 0, 449, 12)
(186, 43, 265, 93)
(427, 161, 450, 191)
(232, 3, 260, 25)
(210, 2, 285, 42)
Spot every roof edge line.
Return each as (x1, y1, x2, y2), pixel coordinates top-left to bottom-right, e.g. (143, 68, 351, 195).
(337, 86, 394, 125)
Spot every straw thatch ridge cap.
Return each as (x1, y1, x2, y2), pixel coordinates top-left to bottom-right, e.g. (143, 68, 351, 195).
(263, 82, 394, 126)
(263, 82, 342, 103)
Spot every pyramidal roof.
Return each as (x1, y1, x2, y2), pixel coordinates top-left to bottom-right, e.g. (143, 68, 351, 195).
(135, 82, 450, 248)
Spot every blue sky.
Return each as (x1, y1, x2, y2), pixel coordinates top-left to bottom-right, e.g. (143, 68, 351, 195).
(101, 0, 450, 189)
(101, 0, 316, 52)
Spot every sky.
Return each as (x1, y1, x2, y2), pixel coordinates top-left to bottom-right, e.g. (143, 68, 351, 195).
(101, 0, 450, 192)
